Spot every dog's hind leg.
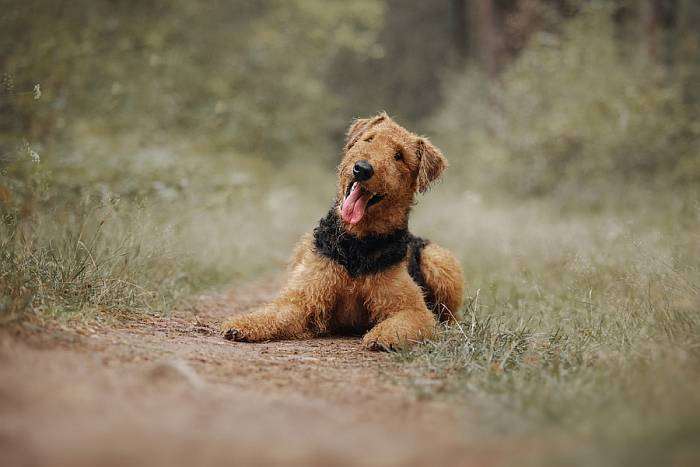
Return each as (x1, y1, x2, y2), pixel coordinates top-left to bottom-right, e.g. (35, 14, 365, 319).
(419, 243, 464, 323)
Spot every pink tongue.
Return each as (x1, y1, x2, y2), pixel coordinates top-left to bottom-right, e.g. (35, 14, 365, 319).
(341, 184, 371, 224)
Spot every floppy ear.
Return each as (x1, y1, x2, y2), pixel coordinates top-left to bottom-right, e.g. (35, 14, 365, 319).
(415, 138, 447, 193)
(344, 114, 387, 151)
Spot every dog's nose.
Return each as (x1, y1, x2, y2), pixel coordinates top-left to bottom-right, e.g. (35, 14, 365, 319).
(353, 160, 374, 182)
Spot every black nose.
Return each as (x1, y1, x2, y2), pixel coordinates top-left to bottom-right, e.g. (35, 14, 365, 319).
(353, 160, 374, 182)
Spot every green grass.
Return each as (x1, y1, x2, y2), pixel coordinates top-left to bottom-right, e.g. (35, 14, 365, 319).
(398, 187, 700, 466)
(0, 135, 330, 323)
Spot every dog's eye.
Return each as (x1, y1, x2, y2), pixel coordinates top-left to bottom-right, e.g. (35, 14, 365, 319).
(394, 150, 404, 161)
(364, 135, 374, 142)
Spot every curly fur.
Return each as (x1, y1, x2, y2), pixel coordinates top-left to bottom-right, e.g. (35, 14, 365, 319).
(221, 113, 464, 351)
(406, 235, 436, 310)
(313, 208, 410, 277)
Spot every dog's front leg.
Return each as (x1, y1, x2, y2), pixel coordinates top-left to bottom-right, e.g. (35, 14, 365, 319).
(221, 254, 340, 343)
(361, 268, 437, 351)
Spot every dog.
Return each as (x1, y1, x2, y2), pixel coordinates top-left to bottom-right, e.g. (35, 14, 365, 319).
(221, 113, 464, 350)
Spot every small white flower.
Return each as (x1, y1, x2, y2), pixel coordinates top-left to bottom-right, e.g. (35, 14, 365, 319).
(33, 83, 41, 100)
(21, 141, 40, 163)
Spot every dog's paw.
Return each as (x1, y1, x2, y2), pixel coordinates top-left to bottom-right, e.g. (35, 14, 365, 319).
(362, 330, 403, 352)
(222, 328, 245, 342)
(363, 339, 395, 352)
(221, 321, 252, 342)
(362, 319, 435, 352)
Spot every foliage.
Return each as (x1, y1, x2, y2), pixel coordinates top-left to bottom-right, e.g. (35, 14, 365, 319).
(432, 3, 700, 197)
(0, 0, 383, 321)
(0, 0, 384, 159)
(328, 0, 457, 127)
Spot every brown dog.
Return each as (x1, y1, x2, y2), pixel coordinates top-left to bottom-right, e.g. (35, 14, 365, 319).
(221, 113, 464, 350)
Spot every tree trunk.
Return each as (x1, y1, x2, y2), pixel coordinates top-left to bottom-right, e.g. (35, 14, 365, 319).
(641, 0, 660, 61)
(450, 0, 469, 65)
(472, 0, 502, 75)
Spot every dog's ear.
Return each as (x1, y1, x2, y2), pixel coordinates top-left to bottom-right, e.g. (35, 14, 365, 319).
(415, 138, 447, 193)
(344, 114, 386, 151)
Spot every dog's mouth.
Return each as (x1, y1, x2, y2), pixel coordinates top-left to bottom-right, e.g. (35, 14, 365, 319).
(340, 182, 385, 225)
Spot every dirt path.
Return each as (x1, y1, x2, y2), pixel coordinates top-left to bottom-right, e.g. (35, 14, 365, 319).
(0, 280, 527, 467)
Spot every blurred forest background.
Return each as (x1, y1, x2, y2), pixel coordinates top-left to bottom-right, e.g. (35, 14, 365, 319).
(1, 1, 700, 464)
(3, 0, 698, 193)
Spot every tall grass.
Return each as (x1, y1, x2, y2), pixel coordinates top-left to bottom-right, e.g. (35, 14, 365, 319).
(401, 187, 700, 465)
(1, 196, 182, 323)
(1, 137, 330, 323)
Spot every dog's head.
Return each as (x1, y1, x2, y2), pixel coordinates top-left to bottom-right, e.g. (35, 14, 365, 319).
(337, 113, 447, 236)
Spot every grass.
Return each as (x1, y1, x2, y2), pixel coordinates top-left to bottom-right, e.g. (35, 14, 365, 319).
(398, 186, 700, 466)
(0, 135, 330, 324)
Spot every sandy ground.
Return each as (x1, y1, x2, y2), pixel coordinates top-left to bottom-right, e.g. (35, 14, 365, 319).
(0, 280, 544, 467)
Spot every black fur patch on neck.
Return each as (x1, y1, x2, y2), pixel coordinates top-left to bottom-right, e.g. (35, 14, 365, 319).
(407, 236, 435, 310)
(313, 209, 409, 277)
